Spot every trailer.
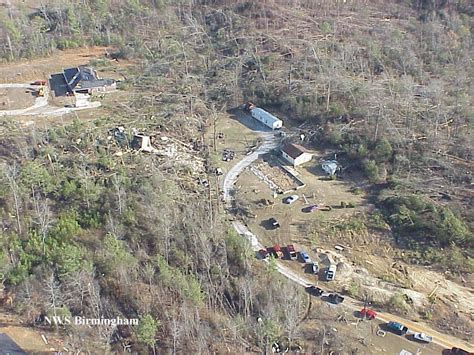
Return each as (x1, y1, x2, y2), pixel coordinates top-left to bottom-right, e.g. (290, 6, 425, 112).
(250, 107, 283, 130)
(325, 264, 337, 281)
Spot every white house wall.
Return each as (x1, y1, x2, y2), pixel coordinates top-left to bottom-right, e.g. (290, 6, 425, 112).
(282, 152, 295, 165)
(294, 153, 312, 166)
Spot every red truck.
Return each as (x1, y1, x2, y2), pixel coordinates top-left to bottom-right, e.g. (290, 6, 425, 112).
(286, 244, 297, 260)
(272, 244, 284, 258)
(360, 308, 376, 320)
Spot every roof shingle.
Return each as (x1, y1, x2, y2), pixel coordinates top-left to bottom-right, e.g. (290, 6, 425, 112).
(281, 143, 308, 159)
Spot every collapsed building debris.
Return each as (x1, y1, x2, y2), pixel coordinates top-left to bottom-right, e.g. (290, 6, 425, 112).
(108, 126, 205, 175)
(131, 134, 158, 153)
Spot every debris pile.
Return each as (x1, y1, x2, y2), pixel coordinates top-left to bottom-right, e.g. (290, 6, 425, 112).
(222, 149, 235, 161)
(106, 126, 205, 175)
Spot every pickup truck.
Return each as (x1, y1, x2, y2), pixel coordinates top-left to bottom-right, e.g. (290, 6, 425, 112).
(413, 332, 433, 343)
(286, 244, 297, 260)
(325, 264, 337, 281)
(306, 262, 319, 275)
(272, 244, 284, 258)
(386, 321, 408, 335)
(327, 293, 344, 304)
(359, 308, 376, 320)
(268, 217, 280, 229)
(306, 286, 324, 297)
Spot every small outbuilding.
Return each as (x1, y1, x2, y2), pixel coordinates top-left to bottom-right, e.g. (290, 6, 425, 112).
(281, 143, 312, 166)
(321, 160, 339, 175)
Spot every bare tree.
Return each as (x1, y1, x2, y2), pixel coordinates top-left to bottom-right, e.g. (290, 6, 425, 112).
(31, 191, 53, 255)
(4, 163, 22, 236)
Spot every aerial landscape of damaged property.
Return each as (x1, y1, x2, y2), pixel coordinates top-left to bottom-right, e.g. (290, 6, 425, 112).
(0, 0, 472, 354)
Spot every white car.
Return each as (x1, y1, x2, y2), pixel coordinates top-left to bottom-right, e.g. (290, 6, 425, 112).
(284, 195, 299, 204)
(413, 332, 433, 343)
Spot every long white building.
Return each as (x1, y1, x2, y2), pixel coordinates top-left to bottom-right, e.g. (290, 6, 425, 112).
(250, 107, 283, 130)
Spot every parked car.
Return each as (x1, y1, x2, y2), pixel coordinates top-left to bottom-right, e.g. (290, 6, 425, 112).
(286, 244, 297, 260)
(284, 195, 299, 204)
(413, 332, 433, 343)
(31, 80, 46, 86)
(258, 249, 269, 259)
(359, 308, 377, 320)
(306, 286, 324, 297)
(386, 321, 409, 335)
(299, 251, 311, 263)
(324, 264, 337, 281)
(309, 204, 318, 211)
(306, 262, 319, 275)
(268, 217, 280, 229)
(327, 293, 344, 304)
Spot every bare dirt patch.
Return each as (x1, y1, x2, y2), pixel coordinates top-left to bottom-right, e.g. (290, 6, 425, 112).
(0, 87, 35, 110)
(0, 47, 111, 84)
(251, 157, 302, 193)
(206, 112, 261, 175)
(0, 310, 61, 353)
(0, 46, 134, 85)
(301, 298, 444, 354)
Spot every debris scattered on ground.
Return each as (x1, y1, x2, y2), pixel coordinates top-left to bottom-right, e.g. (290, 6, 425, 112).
(131, 134, 158, 153)
(222, 149, 235, 161)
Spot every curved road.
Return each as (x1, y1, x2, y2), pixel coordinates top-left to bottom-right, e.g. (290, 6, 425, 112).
(222, 125, 473, 353)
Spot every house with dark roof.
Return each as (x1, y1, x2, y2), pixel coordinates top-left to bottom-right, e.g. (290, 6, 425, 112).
(63, 66, 116, 94)
(281, 143, 313, 166)
(0, 333, 27, 355)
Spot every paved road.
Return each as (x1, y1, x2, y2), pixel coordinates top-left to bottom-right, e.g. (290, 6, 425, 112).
(0, 83, 100, 117)
(222, 115, 474, 354)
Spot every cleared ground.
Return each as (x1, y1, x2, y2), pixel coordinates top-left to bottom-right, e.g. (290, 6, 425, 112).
(0, 310, 60, 353)
(236, 156, 365, 247)
(224, 109, 473, 349)
(301, 299, 444, 354)
(0, 46, 131, 84)
(0, 87, 36, 110)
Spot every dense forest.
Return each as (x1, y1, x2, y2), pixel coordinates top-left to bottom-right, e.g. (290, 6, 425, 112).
(0, 0, 473, 353)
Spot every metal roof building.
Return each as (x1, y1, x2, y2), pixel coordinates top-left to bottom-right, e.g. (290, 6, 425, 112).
(250, 107, 283, 130)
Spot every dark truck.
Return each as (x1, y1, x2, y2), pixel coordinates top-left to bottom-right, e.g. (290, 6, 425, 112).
(306, 262, 319, 275)
(327, 293, 344, 304)
(450, 348, 474, 355)
(386, 321, 408, 335)
(305, 285, 324, 297)
(286, 244, 297, 260)
(268, 217, 280, 229)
